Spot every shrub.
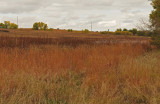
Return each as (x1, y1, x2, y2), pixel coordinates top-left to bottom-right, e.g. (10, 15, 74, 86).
(82, 29, 89, 33)
(151, 30, 160, 48)
(0, 23, 5, 28)
(4, 21, 11, 28)
(129, 28, 138, 35)
(115, 31, 133, 35)
(10, 23, 18, 29)
(137, 31, 152, 36)
(100, 31, 114, 34)
(68, 29, 73, 32)
(48, 28, 54, 31)
(151, 35, 160, 48)
(137, 31, 146, 36)
(123, 28, 128, 31)
(116, 28, 122, 31)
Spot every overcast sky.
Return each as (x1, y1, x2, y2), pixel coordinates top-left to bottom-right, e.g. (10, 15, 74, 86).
(0, 0, 153, 31)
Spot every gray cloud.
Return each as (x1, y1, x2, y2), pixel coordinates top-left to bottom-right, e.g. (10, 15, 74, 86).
(0, 0, 53, 13)
(0, 0, 152, 31)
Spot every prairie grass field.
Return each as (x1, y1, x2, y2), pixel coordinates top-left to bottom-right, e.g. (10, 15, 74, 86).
(0, 29, 159, 104)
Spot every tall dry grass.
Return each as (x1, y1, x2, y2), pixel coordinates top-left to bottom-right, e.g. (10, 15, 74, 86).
(0, 42, 159, 104)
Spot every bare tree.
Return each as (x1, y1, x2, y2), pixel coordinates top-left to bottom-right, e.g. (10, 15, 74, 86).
(136, 18, 152, 31)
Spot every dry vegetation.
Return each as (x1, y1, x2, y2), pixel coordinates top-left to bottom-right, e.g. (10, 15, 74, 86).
(0, 29, 159, 104)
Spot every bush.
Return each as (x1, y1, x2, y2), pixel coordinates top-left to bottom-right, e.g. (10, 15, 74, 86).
(137, 31, 152, 36)
(4, 21, 10, 29)
(137, 31, 146, 36)
(10, 23, 18, 29)
(100, 31, 114, 34)
(123, 28, 128, 31)
(0, 23, 5, 28)
(47, 28, 54, 31)
(151, 31, 160, 48)
(151, 35, 160, 48)
(68, 29, 73, 32)
(129, 28, 138, 35)
(82, 29, 89, 33)
(115, 31, 133, 35)
(116, 28, 122, 31)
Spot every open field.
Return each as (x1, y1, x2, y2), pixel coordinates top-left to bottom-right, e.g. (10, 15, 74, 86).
(0, 29, 149, 48)
(0, 29, 159, 104)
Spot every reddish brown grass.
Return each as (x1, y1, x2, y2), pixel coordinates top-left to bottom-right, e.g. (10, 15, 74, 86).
(0, 29, 159, 104)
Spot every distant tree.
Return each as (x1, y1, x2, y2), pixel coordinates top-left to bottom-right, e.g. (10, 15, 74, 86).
(123, 28, 128, 31)
(115, 31, 133, 35)
(100, 31, 114, 35)
(82, 29, 89, 33)
(4, 21, 11, 29)
(129, 28, 138, 35)
(33, 22, 48, 30)
(0, 23, 5, 28)
(33, 22, 39, 30)
(0, 21, 18, 29)
(10, 23, 18, 29)
(48, 28, 54, 31)
(44, 24, 48, 30)
(116, 28, 122, 31)
(68, 29, 73, 32)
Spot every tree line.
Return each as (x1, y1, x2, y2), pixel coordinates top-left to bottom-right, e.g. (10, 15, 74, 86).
(0, 21, 18, 29)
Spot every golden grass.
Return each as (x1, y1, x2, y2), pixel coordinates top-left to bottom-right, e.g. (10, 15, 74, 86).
(0, 43, 159, 104)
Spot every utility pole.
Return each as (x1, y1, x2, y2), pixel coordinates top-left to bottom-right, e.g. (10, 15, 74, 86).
(91, 21, 92, 31)
(17, 16, 18, 26)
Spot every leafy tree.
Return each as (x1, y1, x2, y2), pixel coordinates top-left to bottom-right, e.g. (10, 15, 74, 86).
(10, 23, 18, 29)
(82, 29, 89, 33)
(33, 22, 48, 30)
(68, 29, 73, 32)
(129, 28, 138, 35)
(150, 0, 160, 48)
(0, 21, 18, 29)
(123, 28, 128, 31)
(150, 0, 160, 30)
(0, 23, 5, 28)
(116, 28, 122, 31)
(43, 24, 48, 30)
(4, 21, 11, 29)
(33, 22, 38, 30)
